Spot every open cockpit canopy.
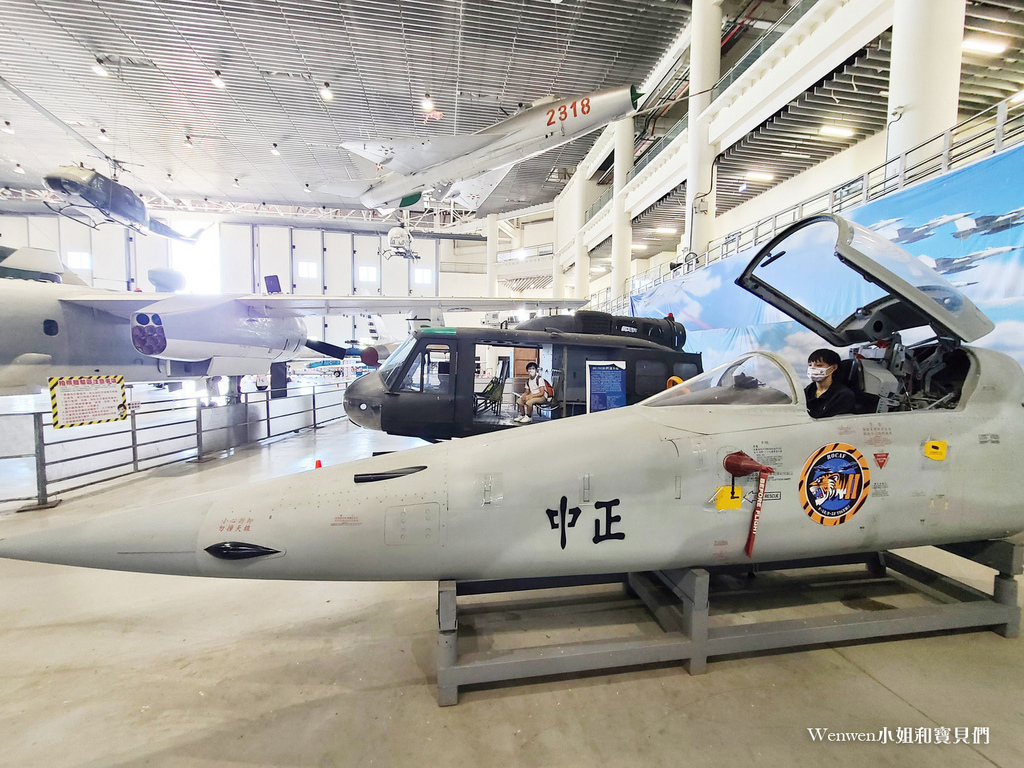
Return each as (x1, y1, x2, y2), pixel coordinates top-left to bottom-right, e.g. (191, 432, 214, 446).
(735, 214, 994, 346)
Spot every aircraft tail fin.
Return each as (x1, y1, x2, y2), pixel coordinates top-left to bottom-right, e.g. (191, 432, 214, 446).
(952, 216, 977, 237)
(148, 219, 207, 244)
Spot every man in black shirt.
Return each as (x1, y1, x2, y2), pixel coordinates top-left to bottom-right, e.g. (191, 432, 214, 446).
(805, 348, 856, 419)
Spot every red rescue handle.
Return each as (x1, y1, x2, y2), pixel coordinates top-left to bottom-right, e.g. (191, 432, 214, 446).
(722, 451, 775, 558)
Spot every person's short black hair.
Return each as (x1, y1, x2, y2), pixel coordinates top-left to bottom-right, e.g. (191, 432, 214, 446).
(526, 362, 538, 371)
(808, 348, 841, 367)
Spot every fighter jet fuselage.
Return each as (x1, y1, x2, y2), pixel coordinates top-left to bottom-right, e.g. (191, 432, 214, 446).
(343, 85, 640, 210)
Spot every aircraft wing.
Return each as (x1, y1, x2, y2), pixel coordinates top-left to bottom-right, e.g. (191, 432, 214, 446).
(442, 167, 513, 211)
(341, 135, 500, 176)
(58, 294, 178, 318)
(238, 295, 587, 317)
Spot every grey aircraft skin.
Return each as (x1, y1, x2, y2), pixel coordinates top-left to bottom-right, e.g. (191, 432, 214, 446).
(1, 215, 1022, 581)
(0, 255, 584, 393)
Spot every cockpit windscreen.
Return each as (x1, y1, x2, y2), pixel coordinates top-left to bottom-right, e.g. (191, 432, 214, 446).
(643, 353, 795, 407)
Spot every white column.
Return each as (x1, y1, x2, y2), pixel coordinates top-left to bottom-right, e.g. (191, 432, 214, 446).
(683, 0, 723, 259)
(572, 177, 590, 299)
(610, 117, 633, 300)
(887, 0, 965, 160)
(485, 213, 498, 297)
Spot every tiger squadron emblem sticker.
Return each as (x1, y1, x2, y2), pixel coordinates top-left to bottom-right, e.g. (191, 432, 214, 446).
(799, 443, 871, 526)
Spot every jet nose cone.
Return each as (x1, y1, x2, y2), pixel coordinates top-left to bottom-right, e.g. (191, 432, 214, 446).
(344, 372, 384, 431)
(0, 505, 208, 576)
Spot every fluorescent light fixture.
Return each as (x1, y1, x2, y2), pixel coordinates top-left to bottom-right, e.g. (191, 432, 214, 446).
(745, 170, 774, 182)
(183, 135, 194, 148)
(271, 143, 280, 155)
(590, 266, 604, 273)
(2, 121, 13, 134)
(654, 227, 677, 234)
(1012, 90, 1024, 104)
(738, 182, 748, 193)
(211, 70, 226, 88)
(962, 38, 1006, 55)
(819, 124, 854, 138)
(780, 151, 810, 159)
(97, 128, 110, 142)
(14, 163, 25, 174)
(421, 94, 434, 111)
(92, 59, 109, 77)
(319, 82, 333, 101)
(630, 243, 647, 251)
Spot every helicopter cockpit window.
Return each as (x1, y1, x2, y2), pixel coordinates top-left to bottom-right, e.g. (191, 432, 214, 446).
(378, 337, 417, 389)
(399, 343, 453, 394)
(643, 354, 795, 407)
(89, 174, 105, 191)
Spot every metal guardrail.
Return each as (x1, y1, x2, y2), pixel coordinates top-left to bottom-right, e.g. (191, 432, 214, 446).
(585, 187, 614, 223)
(0, 380, 350, 511)
(588, 94, 1024, 314)
(711, 0, 815, 101)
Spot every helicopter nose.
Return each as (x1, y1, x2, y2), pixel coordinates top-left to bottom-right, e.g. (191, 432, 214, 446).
(343, 372, 384, 431)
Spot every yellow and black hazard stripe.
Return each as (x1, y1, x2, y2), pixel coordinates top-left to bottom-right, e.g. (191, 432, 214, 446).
(48, 375, 127, 429)
(798, 442, 871, 526)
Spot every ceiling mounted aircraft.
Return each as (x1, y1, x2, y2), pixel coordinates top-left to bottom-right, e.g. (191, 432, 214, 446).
(1, 215, 1017, 588)
(321, 85, 641, 211)
(42, 165, 200, 243)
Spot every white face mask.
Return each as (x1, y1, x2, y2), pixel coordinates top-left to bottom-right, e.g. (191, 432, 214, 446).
(807, 365, 832, 382)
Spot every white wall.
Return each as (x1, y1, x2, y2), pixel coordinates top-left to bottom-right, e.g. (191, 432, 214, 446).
(132, 231, 169, 290)
(522, 219, 554, 247)
(220, 223, 254, 293)
(256, 225, 291, 293)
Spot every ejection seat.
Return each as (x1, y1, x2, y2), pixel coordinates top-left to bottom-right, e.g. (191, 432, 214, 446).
(835, 358, 879, 415)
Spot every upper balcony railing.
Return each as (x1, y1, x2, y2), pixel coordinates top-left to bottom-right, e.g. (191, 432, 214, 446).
(711, 0, 817, 101)
(587, 94, 1024, 313)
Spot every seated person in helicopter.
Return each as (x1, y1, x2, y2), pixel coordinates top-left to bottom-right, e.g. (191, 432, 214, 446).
(515, 362, 552, 423)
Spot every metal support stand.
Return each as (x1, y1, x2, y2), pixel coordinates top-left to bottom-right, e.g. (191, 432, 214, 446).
(435, 541, 1023, 705)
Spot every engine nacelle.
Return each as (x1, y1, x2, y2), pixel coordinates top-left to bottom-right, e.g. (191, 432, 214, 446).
(131, 298, 306, 368)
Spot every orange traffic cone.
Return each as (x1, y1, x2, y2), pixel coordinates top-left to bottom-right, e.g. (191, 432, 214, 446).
(314, 459, 322, 469)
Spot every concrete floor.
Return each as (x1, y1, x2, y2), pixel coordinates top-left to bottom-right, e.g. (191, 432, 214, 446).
(0, 421, 1022, 768)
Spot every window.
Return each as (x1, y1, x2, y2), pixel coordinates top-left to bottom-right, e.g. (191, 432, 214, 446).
(357, 265, 378, 283)
(43, 319, 59, 336)
(296, 261, 317, 279)
(66, 251, 91, 270)
(644, 353, 795, 407)
(399, 344, 453, 393)
(413, 268, 432, 285)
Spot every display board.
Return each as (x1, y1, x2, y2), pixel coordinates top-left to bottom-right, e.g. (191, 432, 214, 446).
(586, 361, 626, 413)
(48, 375, 127, 429)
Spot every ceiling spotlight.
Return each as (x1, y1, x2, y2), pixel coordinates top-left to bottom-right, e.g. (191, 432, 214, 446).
(738, 182, 748, 193)
(421, 94, 434, 112)
(183, 135, 194, 148)
(319, 82, 333, 101)
(211, 70, 226, 88)
(745, 170, 774, 182)
(962, 38, 1007, 55)
(819, 124, 854, 138)
(1, 121, 13, 134)
(271, 143, 280, 155)
(233, 178, 241, 188)
(92, 58, 109, 77)
(14, 163, 25, 174)
(97, 128, 110, 142)
(304, 183, 313, 193)
(166, 172, 173, 181)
